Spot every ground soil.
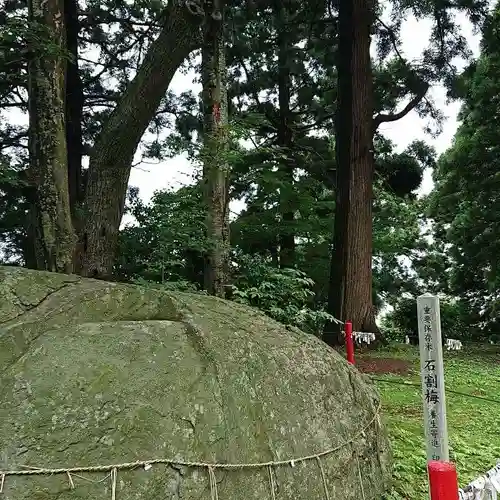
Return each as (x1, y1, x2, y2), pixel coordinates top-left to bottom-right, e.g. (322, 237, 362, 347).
(356, 357, 414, 375)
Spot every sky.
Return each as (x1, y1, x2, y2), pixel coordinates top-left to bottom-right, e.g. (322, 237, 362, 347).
(126, 13, 481, 212)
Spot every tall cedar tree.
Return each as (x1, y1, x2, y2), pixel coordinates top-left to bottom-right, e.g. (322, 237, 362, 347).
(323, 0, 376, 345)
(275, 0, 295, 268)
(64, 0, 84, 222)
(201, 0, 230, 296)
(27, 0, 75, 273)
(323, 0, 487, 345)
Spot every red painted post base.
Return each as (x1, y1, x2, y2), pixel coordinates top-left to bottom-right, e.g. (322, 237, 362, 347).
(428, 461, 459, 500)
(345, 321, 354, 365)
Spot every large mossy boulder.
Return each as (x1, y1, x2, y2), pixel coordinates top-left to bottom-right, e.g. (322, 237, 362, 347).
(0, 266, 391, 499)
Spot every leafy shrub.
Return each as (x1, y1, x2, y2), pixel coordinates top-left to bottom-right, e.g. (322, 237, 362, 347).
(231, 254, 334, 335)
(132, 276, 201, 293)
(386, 296, 476, 341)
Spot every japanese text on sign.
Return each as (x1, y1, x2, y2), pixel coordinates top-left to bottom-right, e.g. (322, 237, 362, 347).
(417, 294, 449, 462)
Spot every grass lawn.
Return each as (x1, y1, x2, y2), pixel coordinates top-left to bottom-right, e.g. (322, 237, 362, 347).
(356, 344, 500, 499)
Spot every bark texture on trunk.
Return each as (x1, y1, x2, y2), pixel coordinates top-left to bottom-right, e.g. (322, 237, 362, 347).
(276, 1, 295, 269)
(24, 181, 46, 270)
(201, 0, 230, 297)
(78, 2, 204, 279)
(323, 0, 380, 347)
(27, 0, 75, 274)
(64, 0, 84, 219)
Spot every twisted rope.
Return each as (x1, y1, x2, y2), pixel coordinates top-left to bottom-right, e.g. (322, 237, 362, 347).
(208, 467, 218, 500)
(0, 404, 380, 478)
(316, 456, 330, 500)
(357, 457, 366, 500)
(268, 465, 276, 500)
(110, 468, 117, 500)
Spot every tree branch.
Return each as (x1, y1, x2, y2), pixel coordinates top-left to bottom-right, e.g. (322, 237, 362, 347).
(375, 16, 405, 62)
(79, 0, 205, 277)
(237, 57, 278, 130)
(0, 131, 28, 151)
(295, 112, 335, 132)
(372, 82, 429, 131)
(373, 16, 430, 131)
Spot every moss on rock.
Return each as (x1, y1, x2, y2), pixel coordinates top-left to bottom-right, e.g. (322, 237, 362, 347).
(0, 266, 392, 499)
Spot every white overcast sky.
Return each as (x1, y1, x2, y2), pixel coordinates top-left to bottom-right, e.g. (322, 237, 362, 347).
(128, 13, 481, 210)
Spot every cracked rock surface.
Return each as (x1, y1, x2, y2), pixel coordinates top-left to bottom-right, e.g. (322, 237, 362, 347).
(0, 266, 392, 499)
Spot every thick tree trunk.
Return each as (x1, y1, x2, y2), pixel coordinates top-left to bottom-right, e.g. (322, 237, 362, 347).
(201, 0, 230, 297)
(78, 2, 204, 278)
(64, 0, 84, 218)
(323, 0, 380, 347)
(27, 0, 75, 274)
(276, 1, 295, 269)
(24, 182, 45, 269)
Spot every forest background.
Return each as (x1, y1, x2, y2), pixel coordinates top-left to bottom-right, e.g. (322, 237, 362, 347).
(1, 0, 498, 345)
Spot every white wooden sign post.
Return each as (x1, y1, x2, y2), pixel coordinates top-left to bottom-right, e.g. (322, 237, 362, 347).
(417, 293, 449, 462)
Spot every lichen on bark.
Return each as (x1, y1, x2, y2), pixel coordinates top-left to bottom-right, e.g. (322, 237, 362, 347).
(201, 0, 231, 297)
(27, 0, 75, 273)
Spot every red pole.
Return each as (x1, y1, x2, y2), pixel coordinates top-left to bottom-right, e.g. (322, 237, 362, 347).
(345, 321, 355, 365)
(428, 461, 459, 500)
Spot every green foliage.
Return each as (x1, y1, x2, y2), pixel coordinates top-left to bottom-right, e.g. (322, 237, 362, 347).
(0, 157, 29, 265)
(372, 179, 427, 308)
(373, 0, 487, 131)
(231, 254, 335, 335)
(428, 3, 500, 332)
(118, 124, 432, 325)
(117, 115, 435, 331)
(131, 276, 201, 293)
(385, 296, 478, 341)
(116, 185, 209, 286)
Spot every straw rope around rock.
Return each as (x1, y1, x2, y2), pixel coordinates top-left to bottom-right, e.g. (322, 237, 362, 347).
(268, 465, 277, 500)
(208, 466, 219, 500)
(316, 456, 330, 500)
(0, 403, 381, 480)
